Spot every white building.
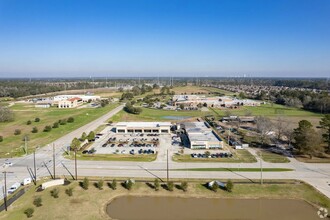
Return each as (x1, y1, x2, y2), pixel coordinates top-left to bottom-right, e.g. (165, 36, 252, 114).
(35, 103, 51, 108)
(115, 122, 171, 134)
(172, 95, 260, 108)
(54, 95, 100, 102)
(58, 97, 82, 108)
(182, 122, 223, 149)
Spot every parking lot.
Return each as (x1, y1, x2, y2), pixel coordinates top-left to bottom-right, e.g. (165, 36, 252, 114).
(87, 131, 167, 156)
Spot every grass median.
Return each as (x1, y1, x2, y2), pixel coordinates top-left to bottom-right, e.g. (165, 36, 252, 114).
(173, 168, 293, 172)
(258, 151, 290, 163)
(64, 152, 157, 162)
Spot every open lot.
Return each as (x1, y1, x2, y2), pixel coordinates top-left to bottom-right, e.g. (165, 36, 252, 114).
(0, 179, 328, 220)
(110, 107, 210, 122)
(0, 103, 119, 157)
(257, 150, 290, 163)
(210, 103, 322, 127)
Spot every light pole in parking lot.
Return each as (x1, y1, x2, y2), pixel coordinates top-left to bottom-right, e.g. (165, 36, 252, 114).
(53, 144, 56, 179)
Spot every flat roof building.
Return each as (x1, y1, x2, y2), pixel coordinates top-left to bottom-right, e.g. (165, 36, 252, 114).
(182, 122, 223, 149)
(115, 122, 171, 134)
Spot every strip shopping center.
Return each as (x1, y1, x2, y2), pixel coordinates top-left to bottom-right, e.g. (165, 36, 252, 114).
(115, 122, 172, 134)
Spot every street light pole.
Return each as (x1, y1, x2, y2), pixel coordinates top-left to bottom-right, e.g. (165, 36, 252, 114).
(53, 144, 56, 179)
(2, 171, 13, 211)
(33, 151, 37, 184)
(74, 149, 77, 180)
(166, 149, 169, 183)
(260, 151, 263, 185)
(3, 171, 7, 211)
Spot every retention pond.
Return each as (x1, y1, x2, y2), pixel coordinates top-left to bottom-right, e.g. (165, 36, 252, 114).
(106, 196, 321, 220)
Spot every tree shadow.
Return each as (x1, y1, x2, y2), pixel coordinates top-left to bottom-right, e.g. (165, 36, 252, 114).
(161, 184, 169, 191)
(78, 181, 84, 189)
(175, 184, 182, 191)
(107, 182, 113, 189)
(146, 182, 155, 190)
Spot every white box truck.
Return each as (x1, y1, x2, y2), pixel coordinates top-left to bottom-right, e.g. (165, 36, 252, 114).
(7, 182, 21, 194)
(22, 177, 32, 186)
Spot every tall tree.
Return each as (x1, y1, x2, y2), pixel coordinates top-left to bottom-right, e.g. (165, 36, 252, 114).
(273, 116, 287, 142)
(87, 131, 95, 141)
(70, 138, 81, 151)
(293, 120, 320, 156)
(319, 114, 330, 152)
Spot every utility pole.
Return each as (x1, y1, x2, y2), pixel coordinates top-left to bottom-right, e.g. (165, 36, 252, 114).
(260, 151, 263, 185)
(24, 136, 28, 156)
(53, 144, 55, 179)
(74, 150, 77, 180)
(166, 149, 169, 182)
(33, 151, 37, 184)
(2, 171, 13, 211)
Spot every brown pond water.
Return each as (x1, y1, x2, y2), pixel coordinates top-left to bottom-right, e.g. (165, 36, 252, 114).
(106, 196, 324, 220)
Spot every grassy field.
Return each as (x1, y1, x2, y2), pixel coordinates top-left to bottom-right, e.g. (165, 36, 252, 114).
(210, 103, 321, 117)
(173, 168, 293, 172)
(0, 179, 328, 220)
(0, 103, 119, 157)
(210, 103, 322, 127)
(257, 151, 290, 163)
(64, 152, 157, 162)
(172, 149, 257, 163)
(110, 107, 210, 122)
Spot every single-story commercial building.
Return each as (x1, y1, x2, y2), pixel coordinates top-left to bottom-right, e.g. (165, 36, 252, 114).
(181, 122, 223, 149)
(115, 122, 172, 134)
(35, 103, 51, 108)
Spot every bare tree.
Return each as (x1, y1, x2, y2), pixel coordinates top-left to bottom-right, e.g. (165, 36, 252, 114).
(273, 116, 288, 142)
(283, 126, 294, 149)
(255, 116, 273, 147)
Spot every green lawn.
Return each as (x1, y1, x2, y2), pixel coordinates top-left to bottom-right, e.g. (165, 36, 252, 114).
(64, 152, 157, 162)
(258, 151, 290, 163)
(0, 103, 119, 157)
(172, 149, 257, 163)
(110, 107, 210, 122)
(173, 168, 293, 172)
(0, 179, 328, 220)
(210, 103, 321, 117)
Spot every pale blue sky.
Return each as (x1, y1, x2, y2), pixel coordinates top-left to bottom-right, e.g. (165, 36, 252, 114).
(0, 0, 329, 78)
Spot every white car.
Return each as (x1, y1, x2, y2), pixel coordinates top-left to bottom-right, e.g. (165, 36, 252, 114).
(4, 161, 13, 167)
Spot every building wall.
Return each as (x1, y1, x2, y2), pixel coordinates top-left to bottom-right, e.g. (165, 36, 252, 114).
(58, 100, 78, 108)
(116, 126, 170, 134)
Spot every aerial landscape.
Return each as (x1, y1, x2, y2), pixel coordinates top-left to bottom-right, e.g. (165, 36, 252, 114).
(0, 0, 329, 220)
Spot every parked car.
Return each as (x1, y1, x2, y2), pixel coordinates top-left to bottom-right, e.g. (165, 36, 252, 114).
(8, 182, 20, 194)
